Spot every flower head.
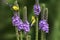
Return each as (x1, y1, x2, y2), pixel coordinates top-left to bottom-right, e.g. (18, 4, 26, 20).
(12, 15, 20, 26)
(33, 4, 41, 15)
(23, 21, 30, 33)
(12, 15, 23, 31)
(17, 19, 23, 31)
(39, 20, 49, 33)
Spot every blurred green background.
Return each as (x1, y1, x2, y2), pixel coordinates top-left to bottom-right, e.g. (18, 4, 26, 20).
(0, 0, 60, 40)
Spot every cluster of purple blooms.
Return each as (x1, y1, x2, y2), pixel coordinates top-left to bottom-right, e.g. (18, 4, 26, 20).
(33, 4, 41, 15)
(33, 4, 49, 33)
(23, 21, 30, 33)
(12, 14, 30, 33)
(39, 20, 49, 33)
(12, 4, 49, 33)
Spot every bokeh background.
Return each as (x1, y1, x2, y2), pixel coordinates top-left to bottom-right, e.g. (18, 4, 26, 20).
(0, 0, 60, 40)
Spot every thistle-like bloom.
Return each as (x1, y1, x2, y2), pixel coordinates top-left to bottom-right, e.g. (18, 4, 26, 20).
(23, 21, 30, 33)
(17, 19, 23, 31)
(39, 20, 49, 33)
(33, 4, 41, 15)
(12, 15, 23, 31)
(12, 15, 20, 26)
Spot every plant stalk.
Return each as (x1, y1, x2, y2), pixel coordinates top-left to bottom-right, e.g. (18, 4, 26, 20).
(36, 16, 38, 40)
(23, 6, 31, 40)
(14, 0, 20, 40)
(20, 31, 23, 40)
(15, 27, 19, 40)
(41, 4, 46, 40)
(35, 0, 39, 4)
(26, 35, 31, 40)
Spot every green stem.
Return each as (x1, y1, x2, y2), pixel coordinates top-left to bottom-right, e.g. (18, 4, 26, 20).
(13, 0, 20, 40)
(23, 6, 31, 40)
(36, 16, 38, 40)
(15, 27, 19, 40)
(26, 35, 31, 40)
(20, 31, 23, 40)
(45, 8, 48, 21)
(41, 8, 48, 40)
(41, 31, 46, 40)
(41, 4, 45, 20)
(41, 4, 46, 40)
(35, 0, 39, 4)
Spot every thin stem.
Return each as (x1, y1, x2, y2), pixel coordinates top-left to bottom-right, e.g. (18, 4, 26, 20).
(15, 27, 19, 40)
(14, 1, 20, 40)
(26, 35, 31, 40)
(41, 8, 48, 40)
(41, 4, 46, 40)
(44, 8, 48, 21)
(23, 6, 31, 40)
(14, 9, 20, 40)
(20, 31, 23, 40)
(36, 16, 38, 40)
(35, 0, 39, 4)
(41, 31, 43, 40)
(41, 31, 46, 40)
(41, 5, 45, 20)
(19, 7, 23, 40)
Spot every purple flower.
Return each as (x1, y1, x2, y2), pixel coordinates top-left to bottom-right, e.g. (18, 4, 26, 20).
(39, 20, 49, 33)
(12, 15, 20, 26)
(33, 4, 41, 15)
(12, 14, 30, 32)
(17, 19, 23, 31)
(12, 15, 23, 31)
(23, 21, 30, 33)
